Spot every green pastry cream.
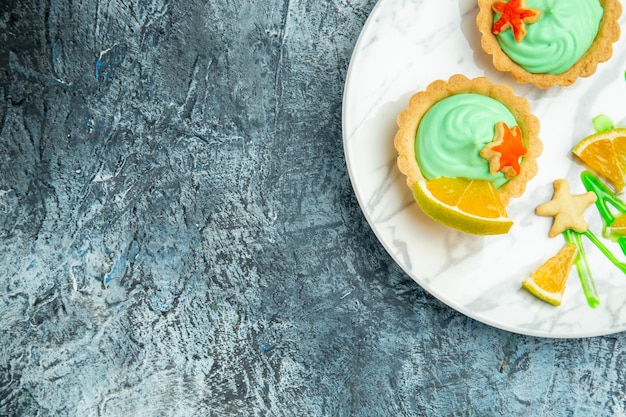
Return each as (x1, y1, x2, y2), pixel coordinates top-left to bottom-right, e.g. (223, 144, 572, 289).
(495, 0, 604, 75)
(415, 93, 518, 189)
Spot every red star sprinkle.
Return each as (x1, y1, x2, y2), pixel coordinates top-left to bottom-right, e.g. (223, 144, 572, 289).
(480, 121, 528, 178)
(492, 0, 541, 42)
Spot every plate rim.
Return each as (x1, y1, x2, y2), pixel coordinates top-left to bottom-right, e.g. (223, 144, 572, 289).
(341, 0, 626, 339)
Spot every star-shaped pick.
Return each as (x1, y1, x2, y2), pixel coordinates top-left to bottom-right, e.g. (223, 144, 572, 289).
(480, 121, 527, 178)
(535, 179, 598, 238)
(492, 0, 541, 43)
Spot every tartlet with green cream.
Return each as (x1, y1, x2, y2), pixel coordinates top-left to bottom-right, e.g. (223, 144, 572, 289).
(394, 75, 542, 234)
(477, 0, 622, 89)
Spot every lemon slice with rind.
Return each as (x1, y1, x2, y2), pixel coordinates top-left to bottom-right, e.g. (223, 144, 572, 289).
(412, 177, 513, 235)
(522, 242, 578, 306)
(605, 213, 626, 239)
(572, 128, 626, 192)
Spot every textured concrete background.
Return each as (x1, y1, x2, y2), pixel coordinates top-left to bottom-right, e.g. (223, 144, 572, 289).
(1, 0, 626, 415)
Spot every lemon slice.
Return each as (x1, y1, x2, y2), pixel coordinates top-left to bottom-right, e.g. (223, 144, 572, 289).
(412, 177, 513, 235)
(605, 213, 626, 238)
(522, 243, 578, 306)
(572, 128, 626, 192)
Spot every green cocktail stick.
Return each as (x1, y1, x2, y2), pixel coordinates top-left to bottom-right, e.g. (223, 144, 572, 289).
(582, 229, 626, 274)
(563, 229, 600, 308)
(592, 114, 615, 132)
(559, 171, 626, 307)
(562, 226, 626, 308)
(581, 171, 626, 255)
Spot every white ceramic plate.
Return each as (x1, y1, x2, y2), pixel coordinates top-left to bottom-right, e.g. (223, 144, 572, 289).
(342, 0, 626, 337)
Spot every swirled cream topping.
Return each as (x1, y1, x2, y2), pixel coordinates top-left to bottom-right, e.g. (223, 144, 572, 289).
(415, 93, 518, 188)
(495, 0, 604, 75)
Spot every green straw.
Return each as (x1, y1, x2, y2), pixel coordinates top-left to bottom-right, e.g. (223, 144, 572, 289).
(581, 171, 626, 256)
(582, 229, 626, 274)
(563, 229, 600, 308)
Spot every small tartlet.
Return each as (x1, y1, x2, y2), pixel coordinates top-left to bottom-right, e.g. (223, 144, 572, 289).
(394, 74, 542, 206)
(477, 0, 622, 89)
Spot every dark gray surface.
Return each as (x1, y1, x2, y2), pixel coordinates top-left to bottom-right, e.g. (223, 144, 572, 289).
(1, 0, 626, 416)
